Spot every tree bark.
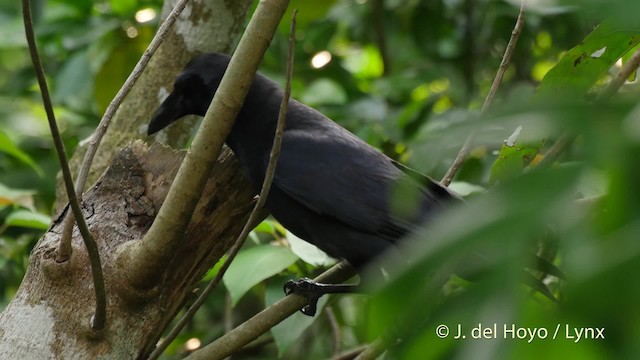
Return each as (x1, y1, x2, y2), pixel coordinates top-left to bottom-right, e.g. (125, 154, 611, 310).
(1, 1, 256, 357)
(0, 141, 255, 359)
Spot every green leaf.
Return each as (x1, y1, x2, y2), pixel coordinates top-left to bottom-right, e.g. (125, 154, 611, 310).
(448, 181, 485, 197)
(537, 20, 640, 96)
(0, 20, 28, 48)
(287, 232, 336, 267)
(0, 183, 36, 210)
(5, 209, 51, 230)
(300, 78, 347, 106)
(253, 219, 275, 234)
(223, 245, 298, 305)
(366, 166, 581, 340)
(0, 131, 43, 176)
(110, 0, 137, 16)
(200, 255, 227, 282)
(490, 127, 542, 184)
(342, 44, 384, 79)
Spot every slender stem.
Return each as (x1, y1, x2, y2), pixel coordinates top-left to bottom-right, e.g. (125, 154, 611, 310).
(57, 0, 194, 260)
(147, 9, 298, 360)
(532, 132, 575, 169)
(330, 345, 368, 360)
(353, 338, 387, 360)
(224, 292, 233, 333)
(481, 0, 525, 113)
(22, 0, 106, 332)
(535, 43, 640, 168)
(325, 306, 342, 356)
(441, 0, 526, 186)
(441, 134, 474, 187)
(600, 46, 640, 99)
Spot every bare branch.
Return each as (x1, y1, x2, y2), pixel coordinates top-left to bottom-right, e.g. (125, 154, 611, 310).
(600, 46, 640, 99)
(353, 338, 387, 360)
(441, 0, 526, 186)
(325, 306, 342, 356)
(330, 345, 368, 360)
(21, 0, 106, 332)
(531, 132, 575, 169)
(535, 43, 640, 168)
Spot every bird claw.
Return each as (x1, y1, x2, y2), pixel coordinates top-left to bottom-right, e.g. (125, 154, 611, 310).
(283, 278, 321, 316)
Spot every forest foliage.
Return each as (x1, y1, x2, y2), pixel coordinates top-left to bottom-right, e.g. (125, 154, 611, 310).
(2, 0, 640, 359)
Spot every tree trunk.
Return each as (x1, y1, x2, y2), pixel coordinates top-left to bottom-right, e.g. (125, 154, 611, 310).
(0, 142, 255, 359)
(1, 0, 255, 358)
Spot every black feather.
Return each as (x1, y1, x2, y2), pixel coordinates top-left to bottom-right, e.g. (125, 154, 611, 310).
(148, 53, 457, 269)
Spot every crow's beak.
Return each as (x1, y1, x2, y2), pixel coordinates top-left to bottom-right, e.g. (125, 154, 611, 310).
(147, 92, 186, 136)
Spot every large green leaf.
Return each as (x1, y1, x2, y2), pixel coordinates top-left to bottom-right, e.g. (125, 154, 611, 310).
(0, 131, 43, 176)
(223, 245, 298, 306)
(287, 232, 335, 267)
(300, 78, 347, 106)
(537, 20, 640, 96)
(0, 183, 36, 210)
(490, 126, 542, 184)
(365, 165, 581, 342)
(53, 50, 94, 110)
(110, 0, 137, 16)
(5, 209, 51, 230)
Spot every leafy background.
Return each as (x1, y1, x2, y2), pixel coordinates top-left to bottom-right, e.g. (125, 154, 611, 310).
(2, 0, 640, 359)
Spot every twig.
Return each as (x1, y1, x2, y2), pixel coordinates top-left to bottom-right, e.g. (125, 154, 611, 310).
(534, 44, 640, 168)
(481, 0, 526, 113)
(325, 306, 342, 356)
(353, 338, 387, 360)
(146, 9, 298, 360)
(600, 46, 640, 99)
(532, 132, 575, 168)
(56, 0, 194, 261)
(22, 0, 106, 332)
(184, 262, 356, 360)
(440, 134, 473, 187)
(441, 0, 526, 186)
(330, 345, 369, 360)
(224, 292, 233, 333)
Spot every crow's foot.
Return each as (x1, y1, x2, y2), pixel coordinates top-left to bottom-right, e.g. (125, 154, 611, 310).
(284, 278, 359, 316)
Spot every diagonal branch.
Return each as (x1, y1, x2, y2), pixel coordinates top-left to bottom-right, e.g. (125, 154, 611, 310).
(534, 45, 640, 169)
(441, 0, 526, 186)
(600, 46, 640, 99)
(21, 0, 106, 332)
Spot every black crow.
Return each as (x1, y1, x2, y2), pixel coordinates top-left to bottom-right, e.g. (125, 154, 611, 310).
(148, 52, 459, 315)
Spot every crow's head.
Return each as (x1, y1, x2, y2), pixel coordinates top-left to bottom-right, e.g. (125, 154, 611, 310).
(147, 52, 231, 135)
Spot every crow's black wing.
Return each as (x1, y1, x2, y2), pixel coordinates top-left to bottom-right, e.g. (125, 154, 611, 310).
(273, 120, 446, 238)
